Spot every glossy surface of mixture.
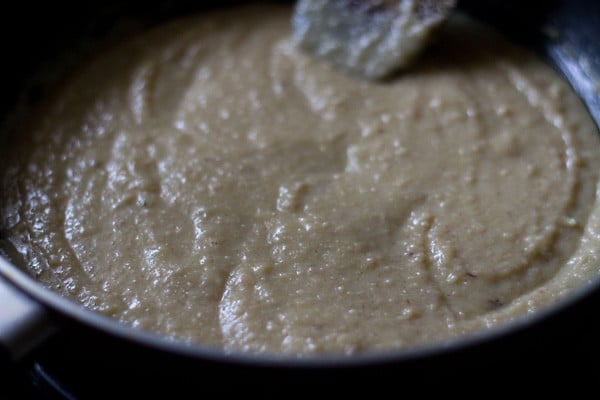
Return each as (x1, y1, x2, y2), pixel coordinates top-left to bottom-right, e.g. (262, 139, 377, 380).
(2, 4, 600, 356)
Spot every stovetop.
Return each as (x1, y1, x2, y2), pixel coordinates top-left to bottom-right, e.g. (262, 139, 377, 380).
(4, 362, 73, 400)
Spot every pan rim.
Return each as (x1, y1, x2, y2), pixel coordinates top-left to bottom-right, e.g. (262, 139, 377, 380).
(1, 0, 600, 369)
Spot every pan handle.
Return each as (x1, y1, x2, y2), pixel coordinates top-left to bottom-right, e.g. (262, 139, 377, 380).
(0, 275, 56, 362)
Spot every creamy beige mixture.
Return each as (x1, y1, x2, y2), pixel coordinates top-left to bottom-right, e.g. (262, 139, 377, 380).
(2, 4, 600, 356)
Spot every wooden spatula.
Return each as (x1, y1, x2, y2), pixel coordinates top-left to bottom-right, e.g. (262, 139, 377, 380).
(292, 0, 457, 80)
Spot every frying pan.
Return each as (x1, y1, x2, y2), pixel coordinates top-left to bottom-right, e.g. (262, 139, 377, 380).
(1, 0, 599, 395)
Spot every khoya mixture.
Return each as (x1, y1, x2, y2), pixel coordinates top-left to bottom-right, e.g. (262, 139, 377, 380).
(2, 3, 600, 356)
